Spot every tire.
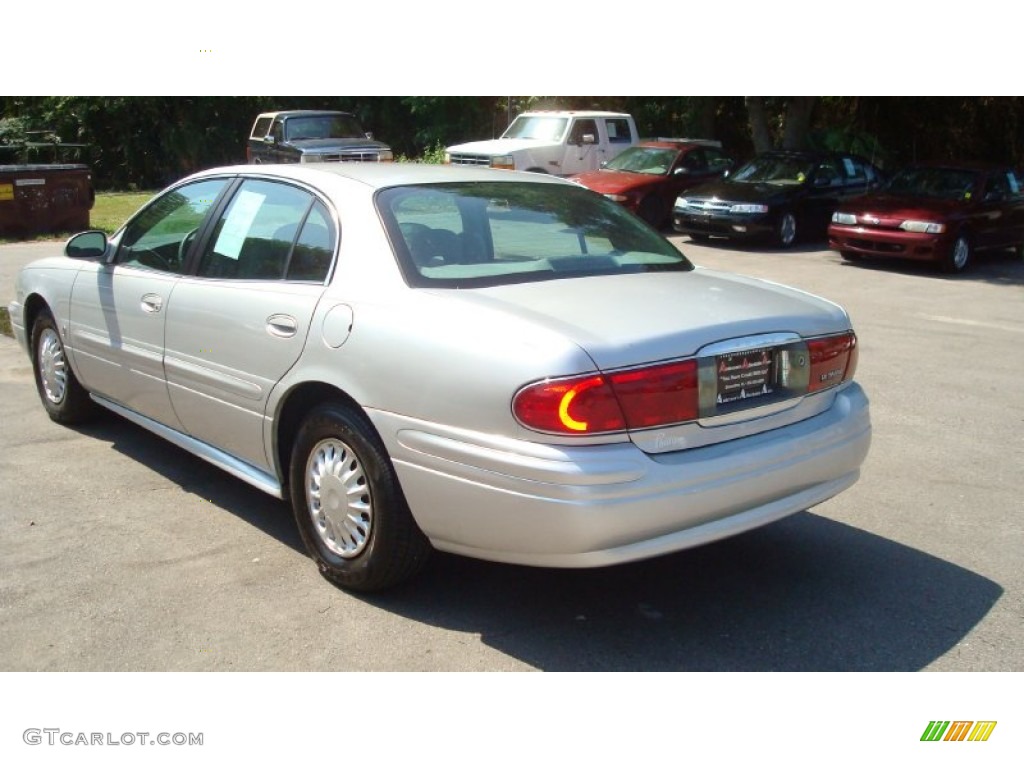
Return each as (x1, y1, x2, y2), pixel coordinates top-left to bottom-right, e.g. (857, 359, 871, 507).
(637, 197, 666, 229)
(689, 233, 711, 243)
(30, 311, 96, 424)
(289, 402, 432, 592)
(840, 251, 862, 263)
(942, 234, 971, 274)
(776, 212, 797, 248)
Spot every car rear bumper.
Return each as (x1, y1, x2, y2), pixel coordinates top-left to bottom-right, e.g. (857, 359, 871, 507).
(371, 382, 871, 568)
(828, 224, 952, 262)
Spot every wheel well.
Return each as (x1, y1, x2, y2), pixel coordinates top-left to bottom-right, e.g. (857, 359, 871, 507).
(274, 382, 372, 489)
(524, 167, 548, 174)
(22, 294, 51, 336)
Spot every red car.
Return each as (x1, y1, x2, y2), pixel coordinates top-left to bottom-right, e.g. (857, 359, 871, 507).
(570, 140, 733, 228)
(828, 164, 1024, 273)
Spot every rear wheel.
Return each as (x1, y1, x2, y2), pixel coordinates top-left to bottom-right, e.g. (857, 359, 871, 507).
(777, 212, 797, 248)
(30, 311, 96, 424)
(289, 402, 432, 592)
(942, 234, 971, 273)
(638, 197, 667, 229)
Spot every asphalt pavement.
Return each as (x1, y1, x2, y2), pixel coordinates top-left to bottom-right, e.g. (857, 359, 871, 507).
(1, 236, 1022, 671)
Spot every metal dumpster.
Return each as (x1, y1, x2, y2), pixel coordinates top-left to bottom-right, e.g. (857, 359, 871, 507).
(0, 164, 94, 237)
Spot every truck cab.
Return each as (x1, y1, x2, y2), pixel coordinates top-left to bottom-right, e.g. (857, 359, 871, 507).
(445, 111, 639, 175)
(247, 110, 393, 164)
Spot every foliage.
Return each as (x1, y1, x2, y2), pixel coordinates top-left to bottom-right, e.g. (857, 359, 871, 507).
(3, 97, 1023, 190)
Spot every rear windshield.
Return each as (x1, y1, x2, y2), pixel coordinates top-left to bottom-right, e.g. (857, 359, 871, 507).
(376, 181, 693, 288)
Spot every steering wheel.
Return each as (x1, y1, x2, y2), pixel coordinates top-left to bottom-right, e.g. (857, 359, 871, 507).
(135, 248, 173, 271)
(178, 228, 200, 266)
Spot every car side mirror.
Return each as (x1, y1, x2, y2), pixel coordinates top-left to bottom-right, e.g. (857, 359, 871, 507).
(65, 230, 108, 260)
(813, 176, 832, 188)
(581, 133, 596, 145)
(673, 167, 690, 176)
(365, 131, 374, 140)
(600, 160, 608, 168)
(722, 169, 730, 178)
(263, 135, 276, 145)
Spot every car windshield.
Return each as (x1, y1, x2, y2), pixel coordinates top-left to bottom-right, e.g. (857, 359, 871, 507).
(885, 167, 979, 201)
(285, 114, 366, 141)
(501, 116, 569, 142)
(377, 181, 692, 288)
(731, 156, 814, 185)
(605, 147, 678, 175)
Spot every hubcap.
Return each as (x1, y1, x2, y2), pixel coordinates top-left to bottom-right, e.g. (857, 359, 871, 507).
(780, 214, 796, 246)
(953, 237, 969, 269)
(38, 328, 67, 404)
(305, 438, 372, 559)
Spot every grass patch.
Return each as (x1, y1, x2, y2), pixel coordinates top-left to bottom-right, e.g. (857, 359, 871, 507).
(90, 191, 155, 234)
(0, 306, 11, 338)
(0, 190, 156, 244)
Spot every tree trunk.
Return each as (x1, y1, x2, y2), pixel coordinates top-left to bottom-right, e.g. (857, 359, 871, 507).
(781, 97, 816, 150)
(746, 96, 773, 152)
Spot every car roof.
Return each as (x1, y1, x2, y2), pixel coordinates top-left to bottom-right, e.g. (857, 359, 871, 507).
(186, 163, 577, 191)
(256, 110, 355, 119)
(518, 110, 631, 119)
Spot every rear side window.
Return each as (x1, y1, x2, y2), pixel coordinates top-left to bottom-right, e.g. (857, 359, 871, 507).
(378, 181, 691, 288)
(251, 116, 272, 139)
(197, 180, 335, 281)
(605, 118, 632, 143)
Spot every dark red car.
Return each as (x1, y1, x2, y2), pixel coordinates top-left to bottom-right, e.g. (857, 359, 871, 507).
(569, 140, 733, 228)
(828, 164, 1024, 273)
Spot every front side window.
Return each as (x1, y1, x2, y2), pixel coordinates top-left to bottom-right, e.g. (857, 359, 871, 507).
(886, 168, 979, 201)
(569, 119, 598, 145)
(117, 179, 228, 273)
(379, 181, 692, 288)
(196, 180, 333, 281)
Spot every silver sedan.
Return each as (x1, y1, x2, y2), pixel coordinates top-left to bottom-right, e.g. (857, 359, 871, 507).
(9, 164, 871, 591)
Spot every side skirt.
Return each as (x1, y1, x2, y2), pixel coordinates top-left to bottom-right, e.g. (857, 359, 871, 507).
(91, 394, 284, 500)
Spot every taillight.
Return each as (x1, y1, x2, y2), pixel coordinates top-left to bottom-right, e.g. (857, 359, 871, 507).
(513, 360, 698, 435)
(807, 332, 858, 393)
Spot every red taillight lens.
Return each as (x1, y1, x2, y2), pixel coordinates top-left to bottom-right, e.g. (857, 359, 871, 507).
(807, 332, 858, 393)
(512, 359, 699, 435)
(513, 375, 624, 434)
(609, 360, 698, 429)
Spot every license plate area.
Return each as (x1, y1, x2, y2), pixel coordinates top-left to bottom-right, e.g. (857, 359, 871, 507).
(716, 347, 774, 406)
(697, 333, 810, 424)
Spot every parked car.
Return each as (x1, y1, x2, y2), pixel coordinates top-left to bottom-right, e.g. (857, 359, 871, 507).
(445, 110, 639, 175)
(247, 110, 392, 164)
(828, 164, 1024, 273)
(9, 164, 871, 592)
(568, 140, 733, 228)
(673, 151, 885, 247)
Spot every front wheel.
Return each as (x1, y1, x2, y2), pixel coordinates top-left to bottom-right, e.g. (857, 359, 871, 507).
(289, 403, 432, 592)
(776, 212, 797, 248)
(31, 311, 96, 424)
(840, 251, 862, 263)
(943, 234, 971, 273)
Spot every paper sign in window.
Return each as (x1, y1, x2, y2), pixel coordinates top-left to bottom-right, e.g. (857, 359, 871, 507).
(213, 190, 266, 260)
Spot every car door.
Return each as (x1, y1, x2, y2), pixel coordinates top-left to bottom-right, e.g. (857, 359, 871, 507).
(561, 118, 600, 175)
(67, 178, 230, 428)
(803, 156, 846, 235)
(163, 179, 335, 470)
(976, 169, 1019, 249)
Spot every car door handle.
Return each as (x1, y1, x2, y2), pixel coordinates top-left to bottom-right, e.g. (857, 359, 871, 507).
(141, 293, 163, 313)
(266, 314, 298, 338)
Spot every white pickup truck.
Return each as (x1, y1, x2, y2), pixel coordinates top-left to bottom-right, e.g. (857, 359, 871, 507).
(445, 110, 639, 176)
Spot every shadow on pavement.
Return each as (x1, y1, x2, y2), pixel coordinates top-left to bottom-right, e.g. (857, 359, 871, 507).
(75, 411, 1001, 672)
(368, 512, 1001, 671)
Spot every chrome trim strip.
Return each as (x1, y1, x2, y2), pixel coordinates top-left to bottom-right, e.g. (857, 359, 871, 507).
(91, 394, 283, 499)
(697, 332, 801, 357)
